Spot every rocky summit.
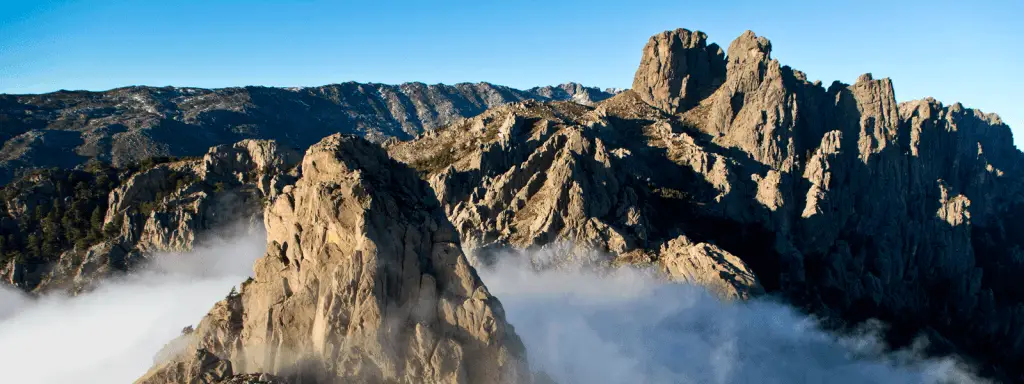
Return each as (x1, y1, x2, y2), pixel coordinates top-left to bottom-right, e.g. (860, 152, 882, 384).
(391, 28, 1024, 380)
(1, 25, 1022, 383)
(136, 134, 530, 384)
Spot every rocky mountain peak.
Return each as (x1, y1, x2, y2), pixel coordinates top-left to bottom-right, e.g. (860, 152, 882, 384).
(137, 134, 531, 383)
(2, 22, 1022, 383)
(525, 82, 621, 106)
(632, 28, 726, 114)
(388, 26, 1024, 380)
(726, 30, 773, 68)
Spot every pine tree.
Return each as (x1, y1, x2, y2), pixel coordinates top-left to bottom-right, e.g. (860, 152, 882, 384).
(42, 208, 61, 248)
(74, 181, 89, 200)
(41, 237, 59, 258)
(63, 213, 81, 243)
(95, 172, 111, 190)
(26, 233, 41, 259)
(50, 198, 63, 217)
(10, 251, 25, 264)
(90, 207, 105, 238)
(5, 235, 19, 250)
(104, 215, 123, 238)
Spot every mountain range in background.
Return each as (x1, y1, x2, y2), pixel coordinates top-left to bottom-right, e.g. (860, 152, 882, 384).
(0, 26, 1022, 383)
(0, 82, 619, 184)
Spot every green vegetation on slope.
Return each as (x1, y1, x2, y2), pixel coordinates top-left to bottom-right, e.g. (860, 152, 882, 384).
(0, 156, 200, 273)
(0, 161, 119, 268)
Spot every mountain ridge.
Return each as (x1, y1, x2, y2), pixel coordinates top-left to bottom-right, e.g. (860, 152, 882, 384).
(389, 28, 1024, 381)
(0, 26, 1021, 383)
(0, 81, 620, 185)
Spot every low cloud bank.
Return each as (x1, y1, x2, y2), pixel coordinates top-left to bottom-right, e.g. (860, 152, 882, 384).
(0, 235, 988, 384)
(479, 255, 987, 384)
(0, 232, 265, 384)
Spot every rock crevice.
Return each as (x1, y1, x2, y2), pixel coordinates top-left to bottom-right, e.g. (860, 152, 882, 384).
(137, 134, 530, 384)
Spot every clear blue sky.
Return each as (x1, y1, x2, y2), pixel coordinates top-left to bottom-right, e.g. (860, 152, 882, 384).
(1, 0, 1021, 146)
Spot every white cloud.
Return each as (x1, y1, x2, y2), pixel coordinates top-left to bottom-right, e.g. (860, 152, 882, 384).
(479, 255, 989, 384)
(0, 231, 265, 384)
(0, 235, 989, 384)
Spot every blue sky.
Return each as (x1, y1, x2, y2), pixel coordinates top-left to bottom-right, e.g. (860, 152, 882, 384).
(1, 0, 1020, 146)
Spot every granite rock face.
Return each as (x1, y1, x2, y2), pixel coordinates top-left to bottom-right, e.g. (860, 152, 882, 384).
(0, 82, 618, 185)
(391, 28, 1024, 380)
(0, 139, 302, 293)
(637, 28, 1024, 381)
(3, 24, 1021, 382)
(658, 235, 763, 300)
(103, 139, 302, 254)
(388, 94, 768, 297)
(632, 28, 726, 114)
(136, 134, 530, 384)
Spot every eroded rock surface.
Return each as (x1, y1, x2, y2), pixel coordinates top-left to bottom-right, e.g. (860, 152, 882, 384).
(137, 134, 530, 384)
(658, 235, 763, 300)
(392, 27, 1024, 381)
(640, 29, 1024, 382)
(4, 24, 1022, 383)
(388, 93, 767, 297)
(0, 139, 302, 293)
(632, 28, 725, 114)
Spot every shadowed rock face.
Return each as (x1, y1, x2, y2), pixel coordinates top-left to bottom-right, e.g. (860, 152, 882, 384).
(666, 30, 1023, 382)
(392, 28, 1024, 381)
(3, 25, 1021, 382)
(387, 96, 766, 300)
(0, 82, 619, 185)
(136, 134, 530, 384)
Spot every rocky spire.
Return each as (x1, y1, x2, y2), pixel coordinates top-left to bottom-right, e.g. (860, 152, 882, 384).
(697, 30, 811, 172)
(393, 26, 1024, 381)
(136, 134, 530, 384)
(632, 28, 726, 114)
(632, 27, 1024, 380)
